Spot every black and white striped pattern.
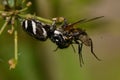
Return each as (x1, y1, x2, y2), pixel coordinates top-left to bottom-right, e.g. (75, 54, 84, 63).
(22, 19, 48, 41)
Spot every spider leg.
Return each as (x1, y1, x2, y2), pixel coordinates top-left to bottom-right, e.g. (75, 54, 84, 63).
(51, 20, 56, 31)
(61, 18, 69, 29)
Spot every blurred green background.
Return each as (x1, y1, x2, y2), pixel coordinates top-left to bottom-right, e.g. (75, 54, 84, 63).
(0, 0, 120, 80)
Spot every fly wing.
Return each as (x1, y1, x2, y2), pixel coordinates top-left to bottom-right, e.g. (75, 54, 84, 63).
(84, 16, 104, 23)
(63, 16, 104, 30)
(63, 19, 86, 30)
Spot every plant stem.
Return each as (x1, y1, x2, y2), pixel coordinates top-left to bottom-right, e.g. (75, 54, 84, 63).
(0, 17, 11, 35)
(18, 14, 53, 24)
(18, 7, 28, 12)
(36, 16, 52, 24)
(14, 30, 18, 61)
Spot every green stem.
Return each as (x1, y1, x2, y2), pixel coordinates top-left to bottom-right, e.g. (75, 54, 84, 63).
(36, 16, 52, 24)
(0, 17, 11, 35)
(18, 7, 28, 12)
(14, 30, 18, 61)
(18, 14, 53, 24)
(14, 0, 17, 8)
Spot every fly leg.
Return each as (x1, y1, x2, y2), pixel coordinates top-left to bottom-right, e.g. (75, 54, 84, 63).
(75, 40, 84, 67)
(90, 39, 101, 61)
(54, 47, 59, 52)
(71, 44, 76, 53)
